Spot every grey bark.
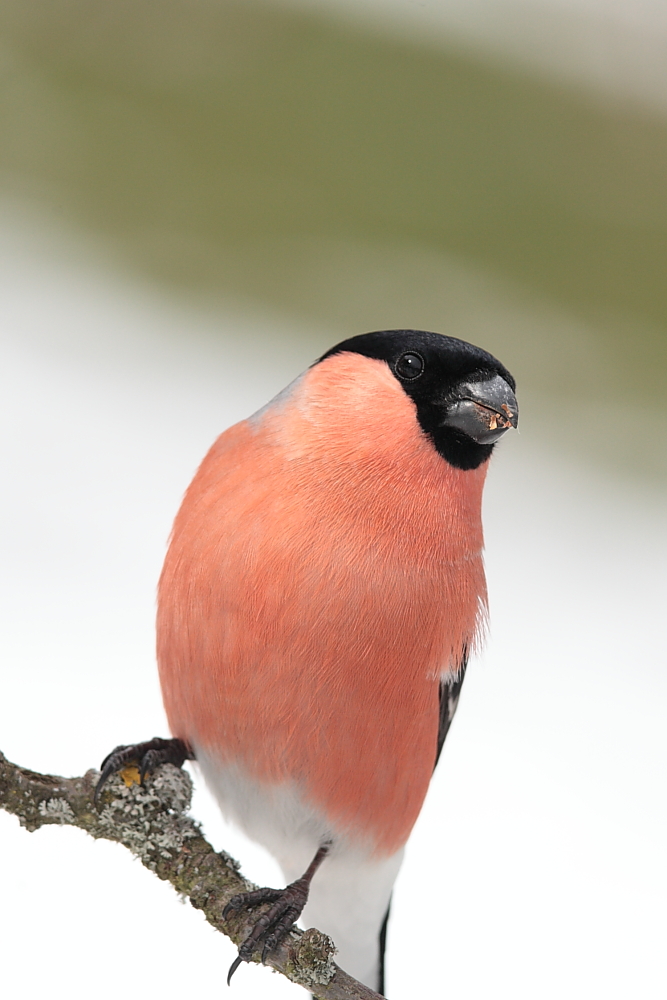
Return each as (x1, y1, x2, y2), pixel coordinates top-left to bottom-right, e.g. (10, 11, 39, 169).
(0, 751, 383, 1000)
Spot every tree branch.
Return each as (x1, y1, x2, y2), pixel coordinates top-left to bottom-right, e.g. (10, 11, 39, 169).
(0, 751, 382, 1000)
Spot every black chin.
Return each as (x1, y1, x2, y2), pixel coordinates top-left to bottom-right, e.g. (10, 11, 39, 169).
(430, 426, 495, 470)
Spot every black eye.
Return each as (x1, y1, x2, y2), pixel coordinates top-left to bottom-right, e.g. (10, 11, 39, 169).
(395, 352, 425, 380)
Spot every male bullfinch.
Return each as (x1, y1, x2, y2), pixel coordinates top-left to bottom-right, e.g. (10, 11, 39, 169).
(98, 330, 518, 995)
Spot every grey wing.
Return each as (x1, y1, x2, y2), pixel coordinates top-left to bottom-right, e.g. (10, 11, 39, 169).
(435, 655, 468, 769)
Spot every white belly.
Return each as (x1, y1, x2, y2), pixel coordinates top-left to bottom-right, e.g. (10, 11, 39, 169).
(196, 746, 404, 989)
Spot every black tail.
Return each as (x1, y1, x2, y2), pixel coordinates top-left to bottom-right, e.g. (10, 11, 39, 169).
(378, 899, 391, 996)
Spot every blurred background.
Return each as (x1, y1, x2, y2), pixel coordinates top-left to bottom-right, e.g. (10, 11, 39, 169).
(0, 2, 665, 997)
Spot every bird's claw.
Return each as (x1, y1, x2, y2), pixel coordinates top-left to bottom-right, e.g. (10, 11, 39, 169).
(223, 880, 309, 983)
(226, 955, 243, 987)
(94, 736, 194, 807)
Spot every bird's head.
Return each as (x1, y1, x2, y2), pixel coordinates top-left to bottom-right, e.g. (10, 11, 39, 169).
(318, 330, 518, 470)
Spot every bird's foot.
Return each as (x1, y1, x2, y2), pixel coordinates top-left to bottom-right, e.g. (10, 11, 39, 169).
(223, 843, 331, 984)
(94, 736, 194, 806)
(223, 877, 313, 983)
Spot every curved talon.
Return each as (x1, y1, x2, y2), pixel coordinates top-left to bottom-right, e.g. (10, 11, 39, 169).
(226, 955, 243, 986)
(95, 745, 139, 805)
(99, 745, 123, 773)
(139, 749, 162, 785)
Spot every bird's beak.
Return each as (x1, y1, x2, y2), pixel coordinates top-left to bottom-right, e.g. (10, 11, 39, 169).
(440, 375, 519, 445)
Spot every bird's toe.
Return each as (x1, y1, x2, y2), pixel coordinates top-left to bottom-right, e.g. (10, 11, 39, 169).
(94, 736, 194, 806)
(224, 881, 310, 983)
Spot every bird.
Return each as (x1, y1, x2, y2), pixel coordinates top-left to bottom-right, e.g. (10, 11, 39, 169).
(96, 329, 517, 995)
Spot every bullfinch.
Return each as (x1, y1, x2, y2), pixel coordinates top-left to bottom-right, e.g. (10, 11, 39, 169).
(97, 329, 518, 995)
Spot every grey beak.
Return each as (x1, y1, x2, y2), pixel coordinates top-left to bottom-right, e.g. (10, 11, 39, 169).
(441, 375, 519, 445)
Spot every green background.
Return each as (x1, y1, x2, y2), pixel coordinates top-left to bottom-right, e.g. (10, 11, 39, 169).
(2, 0, 665, 476)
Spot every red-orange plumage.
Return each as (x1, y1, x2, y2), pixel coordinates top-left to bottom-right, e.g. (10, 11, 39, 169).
(157, 353, 488, 855)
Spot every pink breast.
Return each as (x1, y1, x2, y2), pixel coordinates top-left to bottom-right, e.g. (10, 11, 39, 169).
(157, 355, 488, 854)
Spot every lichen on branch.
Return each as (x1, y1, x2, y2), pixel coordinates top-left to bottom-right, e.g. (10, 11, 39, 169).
(0, 751, 382, 1000)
